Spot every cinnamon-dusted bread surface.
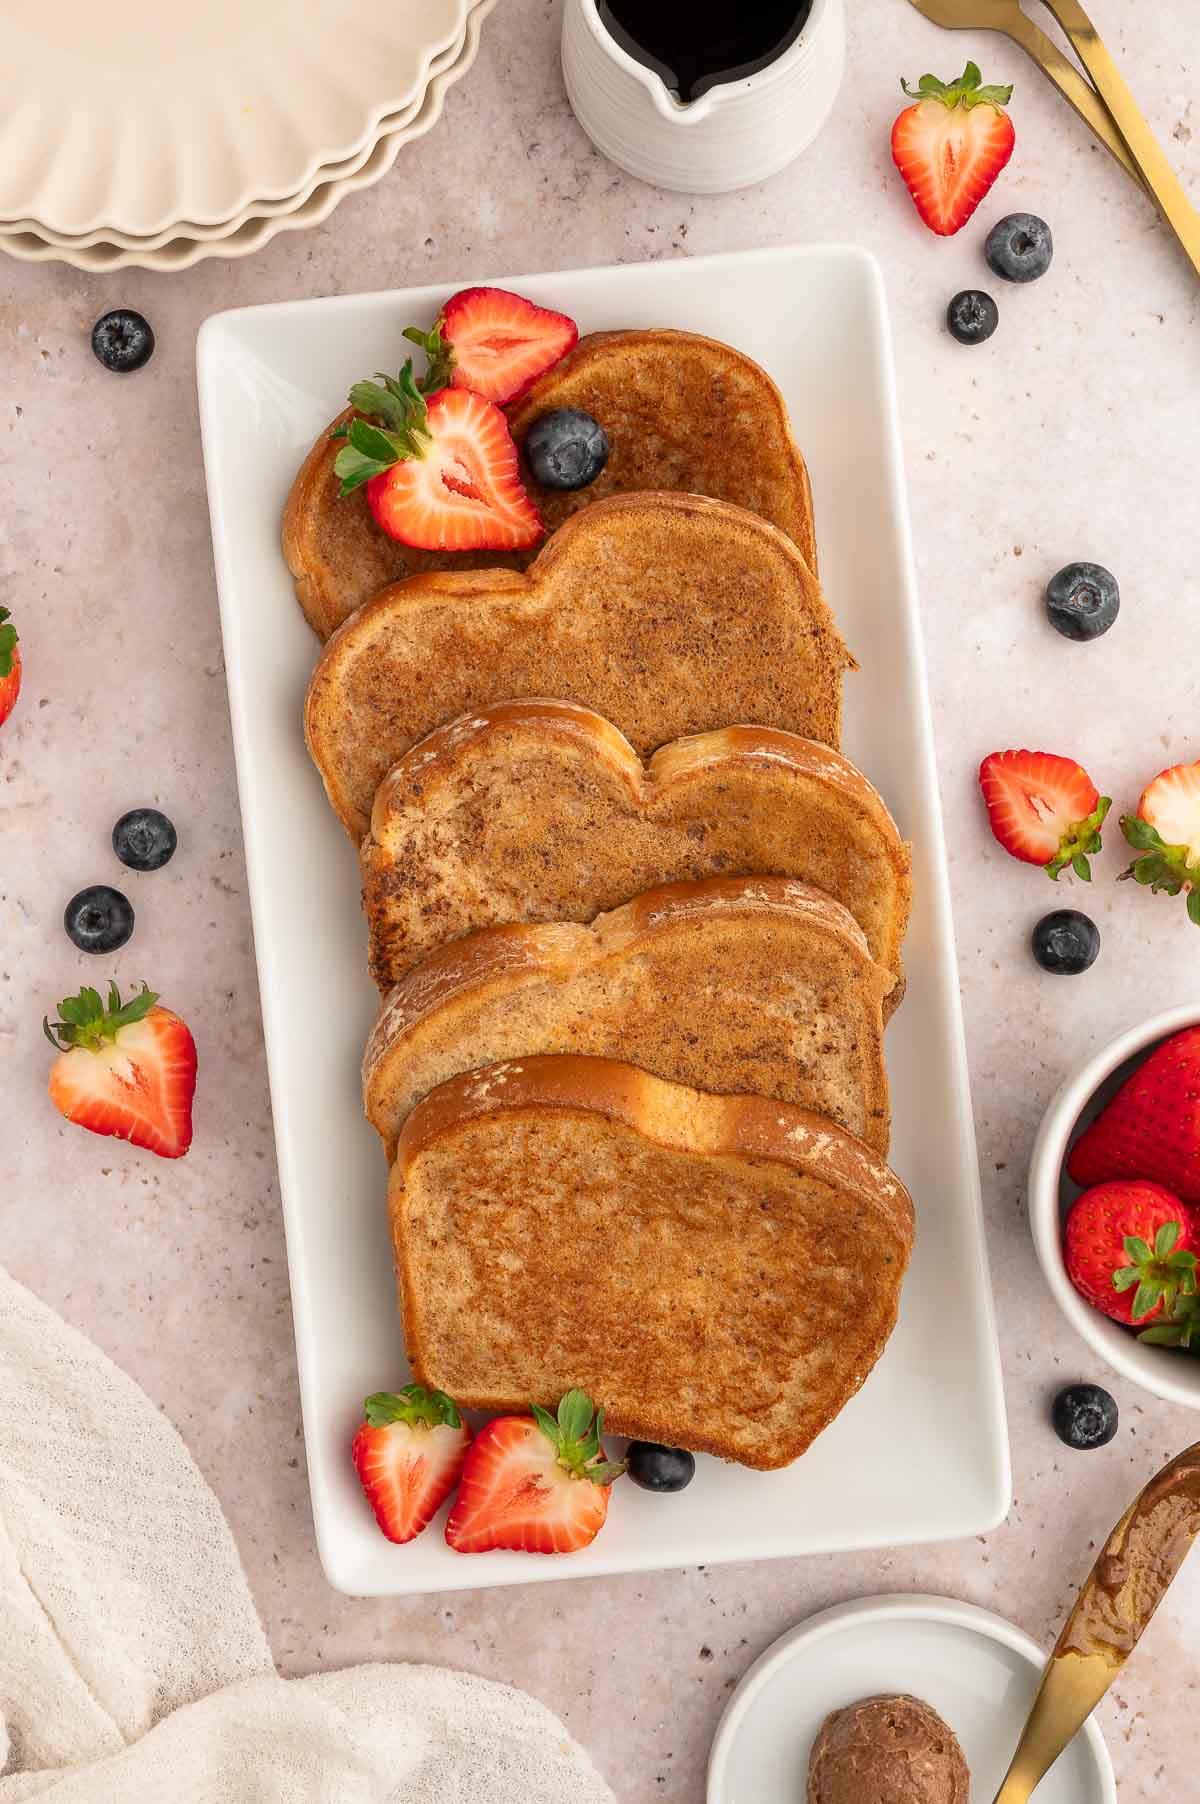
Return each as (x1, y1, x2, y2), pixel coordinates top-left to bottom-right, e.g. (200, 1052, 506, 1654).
(363, 875, 891, 1158)
(362, 703, 911, 993)
(305, 492, 853, 840)
(283, 328, 819, 639)
(391, 1055, 914, 1469)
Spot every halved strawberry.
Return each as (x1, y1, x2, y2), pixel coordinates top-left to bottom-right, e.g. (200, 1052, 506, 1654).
(412, 286, 579, 406)
(979, 749, 1110, 879)
(44, 981, 197, 1159)
(351, 1385, 471, 1545)
(445, 1389, 625, 1555)
(1120, 761, 1200, 925)
(891, 62, 1015, 236)
(0, 607, 21, 729)
(333, 364, 543, 552)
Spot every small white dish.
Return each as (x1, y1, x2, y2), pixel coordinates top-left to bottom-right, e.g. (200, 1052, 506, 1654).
(561, 0, 845, 194)
(1029, 1004, 1200, 1409)
(198, 244, 1010, 1595)
(708, 1593, 1115, 1804)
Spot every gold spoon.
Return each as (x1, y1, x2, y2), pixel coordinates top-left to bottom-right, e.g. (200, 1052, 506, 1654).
(993, 1441, 1200, 1803)
(904, 0, 1141, 184)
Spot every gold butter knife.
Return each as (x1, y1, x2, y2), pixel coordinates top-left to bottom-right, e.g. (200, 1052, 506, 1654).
(1038, 0, 1200, 278)
(993, 1441, 1200, 1803)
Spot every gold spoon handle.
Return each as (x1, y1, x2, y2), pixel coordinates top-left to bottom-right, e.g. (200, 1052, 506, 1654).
(1039, 0, 1200, 275)
(991, 1442, 1200, 1804)
(997, 5, 1141, 186)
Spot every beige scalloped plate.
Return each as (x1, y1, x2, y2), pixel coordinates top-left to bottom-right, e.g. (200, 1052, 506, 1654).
(0, 0, 471, 238)
(0, 2, 494, 273)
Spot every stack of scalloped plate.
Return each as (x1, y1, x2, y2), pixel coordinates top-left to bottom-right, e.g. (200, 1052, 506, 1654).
(0, 0, 495, 273)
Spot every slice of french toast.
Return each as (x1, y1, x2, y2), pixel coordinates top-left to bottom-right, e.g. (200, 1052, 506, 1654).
(362, 875, 892, 1159)
(362, 702, 911, 995)
(305, 492, 853, 841)
(392, 1054, 914, 1470)
(283, 328, 818, 639)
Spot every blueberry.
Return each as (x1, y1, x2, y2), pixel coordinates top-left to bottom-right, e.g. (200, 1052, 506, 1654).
(985, 213, 1054, 284)
(64, 885, 135, 953)
(91, 310, 155, 373)
(946, 290, 999, 346)
(113, 807, 177, 872)
(524, 408, 610, 490)
(1032, 910, 1100, 976)
(1045, 562, 1119, 641)
(1052, 1383, 1118, 1451)
(626, 1441, 696, 1492)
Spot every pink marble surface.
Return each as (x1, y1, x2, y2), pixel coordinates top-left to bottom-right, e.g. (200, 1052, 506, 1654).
(5, 0, 1200, 1796)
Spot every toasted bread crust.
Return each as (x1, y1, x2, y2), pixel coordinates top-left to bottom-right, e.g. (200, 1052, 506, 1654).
(362, 701, 912, 991)
(363, 874, 892, 1158)
(281, 328, 819, 639)
(305, 491, 853, 840)
(392, 1055, 914, 1468)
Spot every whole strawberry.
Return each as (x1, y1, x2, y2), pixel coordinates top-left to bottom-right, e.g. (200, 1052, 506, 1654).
(1064, 1181, 1196, 1325)
(1068, 1027, 1200, 1204)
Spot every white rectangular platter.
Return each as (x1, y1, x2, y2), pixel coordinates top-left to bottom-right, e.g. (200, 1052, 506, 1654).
(198, 245, 1011, 1596)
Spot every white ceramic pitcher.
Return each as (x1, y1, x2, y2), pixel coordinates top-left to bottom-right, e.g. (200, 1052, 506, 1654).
(561, 0, 846, 194)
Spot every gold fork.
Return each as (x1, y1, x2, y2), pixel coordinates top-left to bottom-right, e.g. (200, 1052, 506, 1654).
(1039, 0, 1200, 276)
(906, 0, 1200, 277)
(905, 0, 1139, 182)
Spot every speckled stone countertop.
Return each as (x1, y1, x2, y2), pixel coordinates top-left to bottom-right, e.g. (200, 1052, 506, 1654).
(5, 2, 1200, 1797)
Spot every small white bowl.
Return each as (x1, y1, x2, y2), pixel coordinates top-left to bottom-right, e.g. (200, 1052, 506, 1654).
(1029, 1003, 1200, 1409)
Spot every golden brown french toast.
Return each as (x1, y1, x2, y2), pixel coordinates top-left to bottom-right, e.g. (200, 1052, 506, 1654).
(282, 328, 818, 639)
(392, 1055, 914, 1469)
(362, 702, 911, 994)
(362, 875, 892, 1159)
(305, 492, 853, 841)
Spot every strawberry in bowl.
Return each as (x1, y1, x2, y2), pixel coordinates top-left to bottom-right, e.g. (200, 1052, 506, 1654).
(1064, 1181, 1196, 1327)
(1029, 1010, 1200, 1410)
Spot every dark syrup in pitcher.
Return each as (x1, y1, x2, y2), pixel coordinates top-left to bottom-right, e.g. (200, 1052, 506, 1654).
(597, 0, 814, 103)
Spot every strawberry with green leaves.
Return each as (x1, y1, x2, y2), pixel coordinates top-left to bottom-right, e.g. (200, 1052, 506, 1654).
(445, 1389, 625, 1555)
(333, 362, 543, 554)
(406, 286, 578, 406)
(44, 981, 197, 1158)
(0, 607, 21, 729)
(352, 1386, 471, 1545)
(979, 749, 1110, 879)
(1064, 1181, 1196, 1326)
(891, 62, 1015, 237)
(1120, 760, 1200, 925)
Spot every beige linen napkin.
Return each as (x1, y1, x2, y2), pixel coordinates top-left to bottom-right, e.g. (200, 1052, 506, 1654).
(0, 1267, 616, 1802)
